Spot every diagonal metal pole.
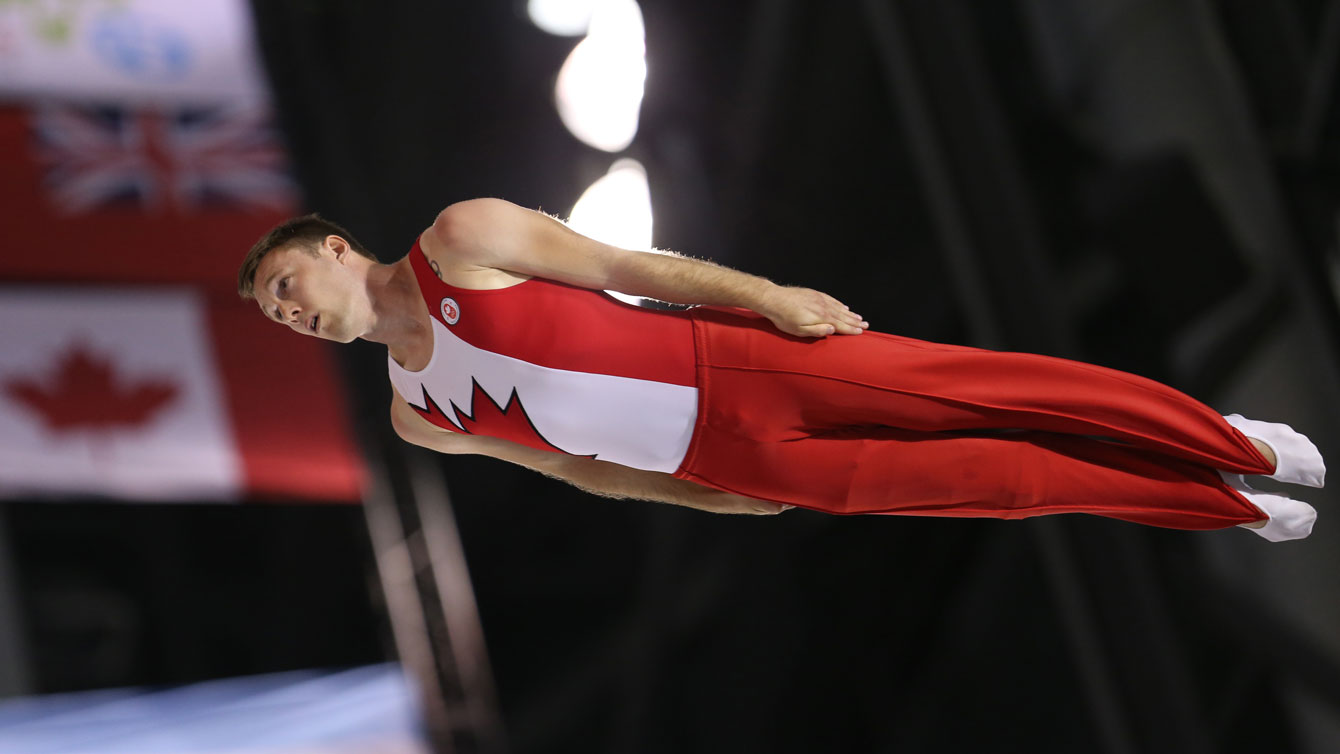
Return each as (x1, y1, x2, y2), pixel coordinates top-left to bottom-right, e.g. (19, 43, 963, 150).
(361, 452, 455, 753)
(407, 449, 507, 754)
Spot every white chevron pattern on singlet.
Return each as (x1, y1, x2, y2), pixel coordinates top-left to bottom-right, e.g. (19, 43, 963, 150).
(388, 316, 698, 473)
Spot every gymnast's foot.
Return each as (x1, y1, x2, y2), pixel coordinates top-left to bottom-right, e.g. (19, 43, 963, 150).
(1223, 414, 1326, 488)
(1220, 471, 1317, 541)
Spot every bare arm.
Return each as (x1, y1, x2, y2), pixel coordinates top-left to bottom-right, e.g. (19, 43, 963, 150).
(423, 198, 869, 338)
(390, 395, 789, 514)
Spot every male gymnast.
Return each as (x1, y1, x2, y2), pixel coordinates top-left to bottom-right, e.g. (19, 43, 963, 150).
(238, 198, 1325, 541)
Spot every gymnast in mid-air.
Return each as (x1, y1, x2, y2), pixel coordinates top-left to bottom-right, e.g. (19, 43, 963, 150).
(238, 198, 1325, 541)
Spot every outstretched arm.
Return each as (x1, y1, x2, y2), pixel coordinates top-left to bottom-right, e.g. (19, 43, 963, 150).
(422, 198, 869, 338)
(390, 395, 789, 514)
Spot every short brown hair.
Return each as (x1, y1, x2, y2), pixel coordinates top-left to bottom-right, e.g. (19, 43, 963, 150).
(237, 213, 377, 299)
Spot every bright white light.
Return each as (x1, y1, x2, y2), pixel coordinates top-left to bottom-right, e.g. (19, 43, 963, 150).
(569, 159, 655, 305)
(569, 158, 653, 250)
(585, 0, 644, 40)
(527, 0, 599, 36)
(554, 0, 646, 152)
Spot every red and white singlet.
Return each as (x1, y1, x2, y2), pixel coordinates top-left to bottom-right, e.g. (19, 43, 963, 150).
(387, 238, 700, 473)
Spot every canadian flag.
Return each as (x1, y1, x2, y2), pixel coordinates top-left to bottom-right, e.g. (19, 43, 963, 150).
(0, 289, 363, 502)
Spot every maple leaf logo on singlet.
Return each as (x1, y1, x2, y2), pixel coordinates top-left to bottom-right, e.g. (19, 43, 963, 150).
(412, 379, 592, 457)
(4, 345, 179, 432)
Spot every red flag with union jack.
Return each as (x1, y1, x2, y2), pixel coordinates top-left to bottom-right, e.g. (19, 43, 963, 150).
(0, 104, 364, 503)
(33, 104, 297, 214)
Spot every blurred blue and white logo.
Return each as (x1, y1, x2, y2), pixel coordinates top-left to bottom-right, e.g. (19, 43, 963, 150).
(90, 10, 192, 82)
(0, 0, 268, 106)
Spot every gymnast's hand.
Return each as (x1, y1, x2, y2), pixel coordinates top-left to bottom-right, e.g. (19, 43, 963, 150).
(758, 286, 869, 338)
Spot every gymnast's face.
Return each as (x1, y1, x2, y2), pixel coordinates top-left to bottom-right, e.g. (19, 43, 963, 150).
(253, 237, 370, 343)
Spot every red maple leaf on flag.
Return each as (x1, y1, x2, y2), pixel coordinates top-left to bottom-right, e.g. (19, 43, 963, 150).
(4, 344, 179, 432)
(413, 380, 593, 458)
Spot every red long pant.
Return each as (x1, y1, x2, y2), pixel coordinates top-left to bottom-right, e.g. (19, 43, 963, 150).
(672, 308, 1272, 530)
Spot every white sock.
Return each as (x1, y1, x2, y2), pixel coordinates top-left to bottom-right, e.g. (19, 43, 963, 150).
(1219, 471, 1317, 542)
(1222, 414, 1326, 488)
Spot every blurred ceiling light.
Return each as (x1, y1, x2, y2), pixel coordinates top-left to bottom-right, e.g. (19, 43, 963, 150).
(569, 158, 653, 251)
(554, 0, 646, 152)
(527, 0, 599, 36)
(569, 158, 654, 305)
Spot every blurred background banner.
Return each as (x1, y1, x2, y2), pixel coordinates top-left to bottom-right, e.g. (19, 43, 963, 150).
(0, 104, 297, 283)
(0, 287, 364, 502)
(0, 1, 390, 750)
(0, 664, 429, 754)
(0, 0, 268, 106)
(0, 101, 364, 503)
(0, 288, 241, 501)
(0, 0, 365, 503)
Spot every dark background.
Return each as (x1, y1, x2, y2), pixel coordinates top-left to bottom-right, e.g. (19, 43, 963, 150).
(8, 1, 1340, 752)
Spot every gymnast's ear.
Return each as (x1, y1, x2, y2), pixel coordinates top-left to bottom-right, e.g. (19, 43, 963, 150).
(327, 234, 352, 261)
